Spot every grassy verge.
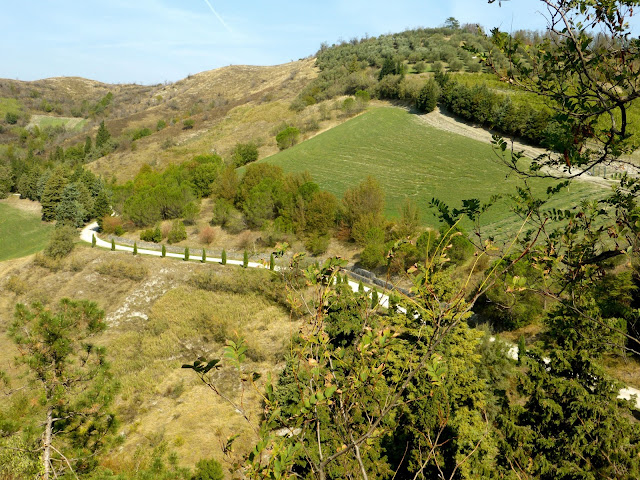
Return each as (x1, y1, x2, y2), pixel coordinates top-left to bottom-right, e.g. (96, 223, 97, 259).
(0, 202, 52, 261)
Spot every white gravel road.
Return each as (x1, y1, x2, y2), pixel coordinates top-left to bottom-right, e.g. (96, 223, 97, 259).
(80, 223, 640, 409)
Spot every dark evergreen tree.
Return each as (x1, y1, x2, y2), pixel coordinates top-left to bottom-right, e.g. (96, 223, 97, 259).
(92, 189, 111, 230)
(55, 183, 86, 228)
(40, 169, 67, 222)
(84, 136, 92, 157)
(95, 120, 111, 148)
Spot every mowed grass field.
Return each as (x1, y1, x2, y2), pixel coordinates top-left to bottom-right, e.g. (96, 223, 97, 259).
(0, 202, 52, 261)
(28, 115, 87, 132)
(262, 107, 602, 237)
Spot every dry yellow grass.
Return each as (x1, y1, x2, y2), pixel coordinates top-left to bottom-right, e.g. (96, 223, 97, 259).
(86, 60, 320, 181)
(0, 245, 297, 474)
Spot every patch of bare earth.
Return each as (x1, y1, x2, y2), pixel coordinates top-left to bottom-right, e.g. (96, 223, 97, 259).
(0, 195, 42, 214)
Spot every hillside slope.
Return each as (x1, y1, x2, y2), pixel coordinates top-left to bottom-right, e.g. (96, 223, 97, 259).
(261, 107, 602, 236)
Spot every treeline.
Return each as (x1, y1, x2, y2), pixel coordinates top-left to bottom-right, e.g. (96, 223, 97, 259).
(112, 154, 224, 228)
(293, 25, 497, 108)
(437, 73, 555, 147)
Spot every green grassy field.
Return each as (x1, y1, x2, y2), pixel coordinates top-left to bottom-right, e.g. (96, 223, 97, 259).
(261, 107, 602, 238)
(0, 97, 23, 117)
(29, 115, 87, 132)
(0, 202, 52, 261)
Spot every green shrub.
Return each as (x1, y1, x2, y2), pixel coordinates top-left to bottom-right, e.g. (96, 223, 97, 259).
(192, 458, 224, 480)
(182, 119, 194, 130)
(161, 244, 166, 257)
(182, 202, 200, 226)
(133, 242, 138, 255)
(184, 247, 190, 261)
(45, 225, 76, 259)
(416, 78, 441, 113)
(201, 248, 206, 263)
(131, 127, 152, 141)
(111, 238, 116, 251)
(243, 250, 249, 268)
(156, 119, 167, 131)
(167, 220, 187, 244)
(221, 249, 227, 265)
(5, 112, 19, 125)
(141, 226, 162, 243)
(275, 126, 300, 150)
(360, 240, 386, 270)
(440, 227, 474, 265)
(305, 233, 331, 255)
(232, 142, 259, 167)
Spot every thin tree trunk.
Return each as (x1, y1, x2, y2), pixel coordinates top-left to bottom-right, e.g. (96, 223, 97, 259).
(43, 407, 53, 480)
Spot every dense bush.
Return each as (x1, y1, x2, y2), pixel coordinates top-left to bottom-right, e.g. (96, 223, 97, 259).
(167, 220, 187, 244)
(275, 126, 300, 150)
(44, 225, 76, 259)
(416, 79, 441, 113)
(192, 458, 224, 480)
(231, 142, 259, 167)
(140, 226, 162, 243)
(5, 111, 19, 124)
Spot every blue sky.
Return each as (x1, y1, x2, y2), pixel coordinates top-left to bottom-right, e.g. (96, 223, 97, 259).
(2, 1, 635, 84)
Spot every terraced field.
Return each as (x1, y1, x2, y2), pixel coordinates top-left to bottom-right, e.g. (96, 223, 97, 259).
(262, 107, 602, 238)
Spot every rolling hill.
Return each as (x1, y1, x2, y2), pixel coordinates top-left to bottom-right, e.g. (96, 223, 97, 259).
(261, 107, 603, 237)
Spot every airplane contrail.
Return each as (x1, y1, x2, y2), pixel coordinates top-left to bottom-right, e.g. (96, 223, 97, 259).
(202, 0, 233, 32)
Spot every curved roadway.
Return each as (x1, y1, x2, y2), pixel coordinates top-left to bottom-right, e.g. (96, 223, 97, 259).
(80, 223, 640, 409)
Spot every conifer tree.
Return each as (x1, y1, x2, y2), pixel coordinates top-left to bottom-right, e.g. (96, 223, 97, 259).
(269, 253, 275, 271)
(55, 183, 86, 228)
(40, 169, 67, 222)
(111, 238, 115, 251)
(371, 288, 378, 308)
(95, 120, 111, 148)
(84, 136, 92, 157)
(9, 299, 117, 479)
(133, 242, 137, 255)
(91, 234, 96, 248)
(221, 249, 227, 265)
(243, 250, 249, 268)
(184, 247, 189, 261)
(161, 244, 166, 258)
(92, 189, 111, 230)
(201, 248, 206, 263)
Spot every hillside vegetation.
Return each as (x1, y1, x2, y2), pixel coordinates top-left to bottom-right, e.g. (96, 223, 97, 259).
(262, 106, 601, 236)
(0, 245, 295, 475)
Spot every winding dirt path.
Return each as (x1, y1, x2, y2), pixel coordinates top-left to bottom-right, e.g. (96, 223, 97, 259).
(416, 107, 637, 189)
(80, 223, 640, 409)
